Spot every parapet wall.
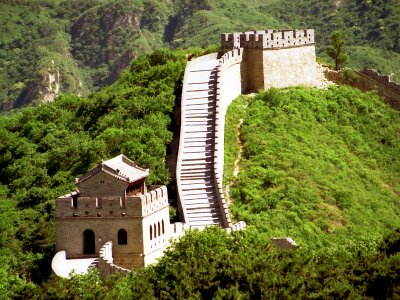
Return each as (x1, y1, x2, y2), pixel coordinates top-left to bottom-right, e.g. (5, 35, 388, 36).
(56, 186, 168, 218)
(324, 68, 400, 110)
(98, 241, 130, 277)
(221, 29, 314, 51)
(214, 48, 244, 228)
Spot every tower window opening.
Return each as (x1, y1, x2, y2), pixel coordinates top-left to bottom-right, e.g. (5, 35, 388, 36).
(118, 229, 127, 245)
(150, 226, 152, 240)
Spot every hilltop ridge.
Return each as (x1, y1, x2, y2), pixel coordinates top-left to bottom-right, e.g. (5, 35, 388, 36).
(1, 0, 399, 110)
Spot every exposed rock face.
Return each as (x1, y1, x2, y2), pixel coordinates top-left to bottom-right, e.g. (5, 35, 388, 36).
(13, 67, 60, 109)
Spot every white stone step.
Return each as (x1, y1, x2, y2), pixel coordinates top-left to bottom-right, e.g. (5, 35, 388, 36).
(187, 72, 216, 83)
(181, 183, 214, 191)
(187, 82, 214, 91)
(185, 90, 215, 99)
(185, 98, 214, 105)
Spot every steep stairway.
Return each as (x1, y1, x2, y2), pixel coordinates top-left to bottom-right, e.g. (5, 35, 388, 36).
(177, 55, 226, 228)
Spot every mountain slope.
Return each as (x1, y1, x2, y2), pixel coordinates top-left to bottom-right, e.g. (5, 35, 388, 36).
(1, 0, 399, 110)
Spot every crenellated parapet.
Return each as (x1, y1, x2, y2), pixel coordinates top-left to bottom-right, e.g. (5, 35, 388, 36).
(56, 186, 168, 218)
(221, 29, 314, 51)
(98, 241, 130, 277)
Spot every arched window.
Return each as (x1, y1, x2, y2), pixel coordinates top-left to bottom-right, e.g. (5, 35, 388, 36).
(118, 229, 127, 245)
(150, 226, 152, 240)
(158, 222, 161, 237)
(153, 224, 156, 239)
(162, 220, 165, 234)
(83, 229, 95, 254)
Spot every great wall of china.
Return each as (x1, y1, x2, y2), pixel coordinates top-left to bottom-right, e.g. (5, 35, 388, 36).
(52, 29, 400, 278)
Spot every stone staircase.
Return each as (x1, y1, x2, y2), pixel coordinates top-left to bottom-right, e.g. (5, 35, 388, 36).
(177, 56, 227, 228)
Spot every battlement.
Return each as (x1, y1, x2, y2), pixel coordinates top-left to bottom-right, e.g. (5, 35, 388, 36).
(56, 186, 168, 218)
(221, 29, 314, 51)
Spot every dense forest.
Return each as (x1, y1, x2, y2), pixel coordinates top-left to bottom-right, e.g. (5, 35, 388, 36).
(1, 0, 400, 109)
(1, 0, 400, 298)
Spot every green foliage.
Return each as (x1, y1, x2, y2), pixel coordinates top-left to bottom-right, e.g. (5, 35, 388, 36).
(326, 31, 349, 70)
(1, 0, 400, 109)
(0, 48, 187, 294)
(342, 67, 359, 82)
(227, 87, 400, 256)
(103, 227, 400, 298)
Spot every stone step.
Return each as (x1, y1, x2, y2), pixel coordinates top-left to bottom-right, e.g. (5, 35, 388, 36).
(184, 123, 213, 129)
(181, 183, 215, 191)
(187, 82, 215, 91)
(184, 195, 219, 204)
(185, 98, 214, 105)
(188, 219, 224, 226)
(180, 178, 214, 186)
(180, 161, 213, 168)
(185, 89, 215, 98)
(187, 213, 222, 220)
(185, 118, 214, 124)
(186, 207, 221, 213)
(187, 73, 216, 83)
(181, 187, 215, 195)
(183, 143, 214, 153)
(182, 153, 213, 161)
(184, 110, 214, 116)
(182, 140, 213, 147)
(183, 131, 214, 138)
(185, 203, 219, 209)
(185, 105, 215, 113)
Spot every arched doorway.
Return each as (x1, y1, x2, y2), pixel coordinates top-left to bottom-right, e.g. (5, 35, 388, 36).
(83, 229, 95, 254)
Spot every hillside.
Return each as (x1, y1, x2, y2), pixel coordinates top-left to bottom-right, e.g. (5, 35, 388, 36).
(0, 48, 189, 297)
(1, 0, 399, 110)
(27, 85, 400, 299)
(225, 88, 400, 252)
(0, 47, 399, 297)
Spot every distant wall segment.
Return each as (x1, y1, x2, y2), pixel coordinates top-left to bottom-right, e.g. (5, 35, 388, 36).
(324, 68, 400, 110)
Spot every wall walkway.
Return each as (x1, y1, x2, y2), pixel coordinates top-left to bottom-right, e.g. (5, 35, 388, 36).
(176, 50, 244, 229)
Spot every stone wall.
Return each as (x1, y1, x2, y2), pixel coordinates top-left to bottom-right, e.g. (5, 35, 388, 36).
(324, 68, 400, 110)
(214, 48, 244, 228)
(221, 29, 315, 51)
(98, 241, 130, 277)
(262, 45, 318, 89)
(56, 186, 168, 218)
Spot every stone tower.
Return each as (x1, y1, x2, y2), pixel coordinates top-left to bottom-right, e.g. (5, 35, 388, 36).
(220, 29, 318, 92)
(55, 154, 171, 269)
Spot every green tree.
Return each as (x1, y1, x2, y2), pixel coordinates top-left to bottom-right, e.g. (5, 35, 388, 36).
(326, 31, 349, 70)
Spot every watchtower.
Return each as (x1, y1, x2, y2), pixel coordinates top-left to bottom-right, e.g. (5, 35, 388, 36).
(55, 154, 171, 269)
(220, 29, 317, 91)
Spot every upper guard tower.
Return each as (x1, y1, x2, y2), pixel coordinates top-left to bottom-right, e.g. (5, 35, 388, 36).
(220, 29, 318, 92)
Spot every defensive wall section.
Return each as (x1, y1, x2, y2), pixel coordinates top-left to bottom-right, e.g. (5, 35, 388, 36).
(56, 186, 170, 269)
(325, 68, 400, 110)
(220, 29, 317, 91)
(99, 241, 130, 277)
(214, 48, 243, 226)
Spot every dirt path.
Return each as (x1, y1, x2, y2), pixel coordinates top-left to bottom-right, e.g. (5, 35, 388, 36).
(225, 100, 248, 204)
